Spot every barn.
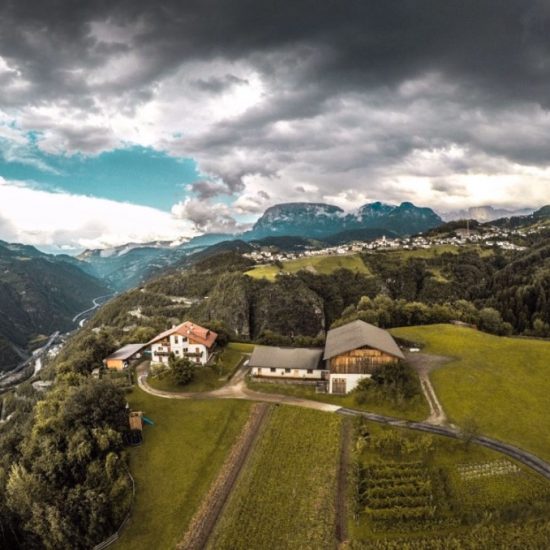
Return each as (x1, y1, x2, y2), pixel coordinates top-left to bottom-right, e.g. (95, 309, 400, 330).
(323, 320, 405, 394)
(103, 343, 145, 370)
(249, 346, 326, 380)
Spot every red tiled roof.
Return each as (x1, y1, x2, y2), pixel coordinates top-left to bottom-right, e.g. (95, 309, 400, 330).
(146, 321, 217, 349)
(176, 321, 218, 348)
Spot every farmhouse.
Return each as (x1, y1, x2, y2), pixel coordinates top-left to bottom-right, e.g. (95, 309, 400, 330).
(103, 343, 145, 370)
(147, 321, 217, 366)
(249, 346, 325, 380)
(324, 320, 405, 394)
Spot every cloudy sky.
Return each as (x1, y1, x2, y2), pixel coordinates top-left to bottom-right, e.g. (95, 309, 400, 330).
(1, 1, 550, 251)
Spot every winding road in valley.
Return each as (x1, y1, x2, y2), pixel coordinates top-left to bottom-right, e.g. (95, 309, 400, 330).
(136, 361, 550, 482)
(72, 293, 116, 326)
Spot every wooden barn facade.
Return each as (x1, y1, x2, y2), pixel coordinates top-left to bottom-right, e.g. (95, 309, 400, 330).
(323, 320, 405, 394)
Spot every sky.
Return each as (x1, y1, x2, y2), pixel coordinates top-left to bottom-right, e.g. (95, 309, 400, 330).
(1, 1, 550, 252)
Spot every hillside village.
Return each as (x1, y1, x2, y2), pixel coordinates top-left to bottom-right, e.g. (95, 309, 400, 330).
(243, 225, 533, 264)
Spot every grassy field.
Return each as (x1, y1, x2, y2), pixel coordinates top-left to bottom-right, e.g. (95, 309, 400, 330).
(245, 253, 371, 281)
(115, 390, 251, 550)
(366, 244, 494, 262)
(208, 406, 342, 550)
(246, 376, 430, 421)
(350, 420, 550, 546)
(147, 342, 252, 393)
(391, 324, 550, 462)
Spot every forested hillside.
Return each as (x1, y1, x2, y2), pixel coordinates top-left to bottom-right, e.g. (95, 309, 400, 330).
(0, 241, 109, 371)
(84, 232, 550, 345)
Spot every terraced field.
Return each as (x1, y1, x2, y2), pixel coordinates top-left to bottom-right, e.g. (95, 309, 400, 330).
(350, 421, 550, 545)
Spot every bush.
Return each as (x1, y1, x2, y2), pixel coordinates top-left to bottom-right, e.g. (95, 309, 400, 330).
(370, 362, 421, 400)
(168, 354, 195, 385)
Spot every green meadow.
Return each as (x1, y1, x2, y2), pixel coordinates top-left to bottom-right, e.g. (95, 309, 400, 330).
(115, 390, 250, 550)
(391, 324, 550, 461)
(244, 253, 371, 281)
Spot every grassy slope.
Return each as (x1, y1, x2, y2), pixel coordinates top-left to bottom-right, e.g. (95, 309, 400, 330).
(115, 389, 251, 550)
(148, 343, 250, 393)
(244, 253, 371, 281)
(246, 377, 430, 421)
(208, 406, 341, 550)
(391, 324, 550, 461)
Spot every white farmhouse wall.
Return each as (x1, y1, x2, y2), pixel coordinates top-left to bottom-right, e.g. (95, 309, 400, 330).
(329, 373, 371, 394)
(251, 367, 326, 379)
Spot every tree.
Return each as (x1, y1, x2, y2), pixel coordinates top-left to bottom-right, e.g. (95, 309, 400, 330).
(169, 354, 195, 385)
(479, 307, 507, 335)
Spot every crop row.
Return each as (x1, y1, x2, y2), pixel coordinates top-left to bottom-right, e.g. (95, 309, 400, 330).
(367, 495, 434, 510)
(366, 505, 436, 522)
(365, 482, 432, 499)
(458, 459, 520, 480)
(208, 406, 342, 550)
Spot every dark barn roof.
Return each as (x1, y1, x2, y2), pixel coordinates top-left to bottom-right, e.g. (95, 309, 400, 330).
(323, 320, 405, 361)
(249, 346, 323, 370)
(104, 343, 145, 362)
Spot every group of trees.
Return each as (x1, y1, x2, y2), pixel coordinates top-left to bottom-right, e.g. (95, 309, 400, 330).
(355, 362, 422, 405)
(0, 376, 132, 548)
(332, 295, 513, 336)
(0, 322, 134, 548)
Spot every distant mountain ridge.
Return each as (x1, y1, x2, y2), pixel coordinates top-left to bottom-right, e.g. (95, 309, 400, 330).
(442, 205, 535, 222)
(245, 201, 443, 239)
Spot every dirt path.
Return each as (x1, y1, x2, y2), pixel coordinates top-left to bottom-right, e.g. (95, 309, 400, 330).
(335, 418, 352, 546)
(177, 402, 271, 550)
(137, 361, 340, 413)
(403, 351, 452, 426)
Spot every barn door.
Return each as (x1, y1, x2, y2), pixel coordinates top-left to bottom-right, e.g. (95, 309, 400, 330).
(332, 378, 347, 395)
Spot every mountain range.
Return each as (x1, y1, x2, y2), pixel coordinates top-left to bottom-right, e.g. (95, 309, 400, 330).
(246, 201, 443, 239)
(75, 201, 442, 288)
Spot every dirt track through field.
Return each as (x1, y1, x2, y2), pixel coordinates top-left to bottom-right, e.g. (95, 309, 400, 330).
(335, 418, 352, 546)
(177, 402, 271, 550)
(404, 351, 452, 425)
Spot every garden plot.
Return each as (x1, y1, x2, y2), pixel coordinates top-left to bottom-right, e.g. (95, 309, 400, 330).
(458, 459, 519, 481)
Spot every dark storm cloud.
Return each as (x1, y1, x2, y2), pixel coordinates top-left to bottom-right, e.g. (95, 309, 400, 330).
(2, 0, 550, 107)
(2, 1, 550, 208)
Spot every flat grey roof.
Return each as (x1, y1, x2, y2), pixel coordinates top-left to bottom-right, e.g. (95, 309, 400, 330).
(104, 343, 145, 361)
(323, 320, 405, 361)
(249, 346, 323, 370)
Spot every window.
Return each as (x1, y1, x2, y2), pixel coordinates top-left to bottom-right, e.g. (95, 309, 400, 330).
(174, 336, 178, 344)
(270, 367, 276, 373)
(307, 369, 313, 374)
(285, 368, 291, 373)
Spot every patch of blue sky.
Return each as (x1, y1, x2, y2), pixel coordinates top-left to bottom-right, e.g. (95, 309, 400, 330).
(0, 141, 202, 211)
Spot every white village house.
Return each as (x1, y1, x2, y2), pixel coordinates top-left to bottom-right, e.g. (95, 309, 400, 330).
(147, 321, 218, 366)
(249, 346, 325, 380)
